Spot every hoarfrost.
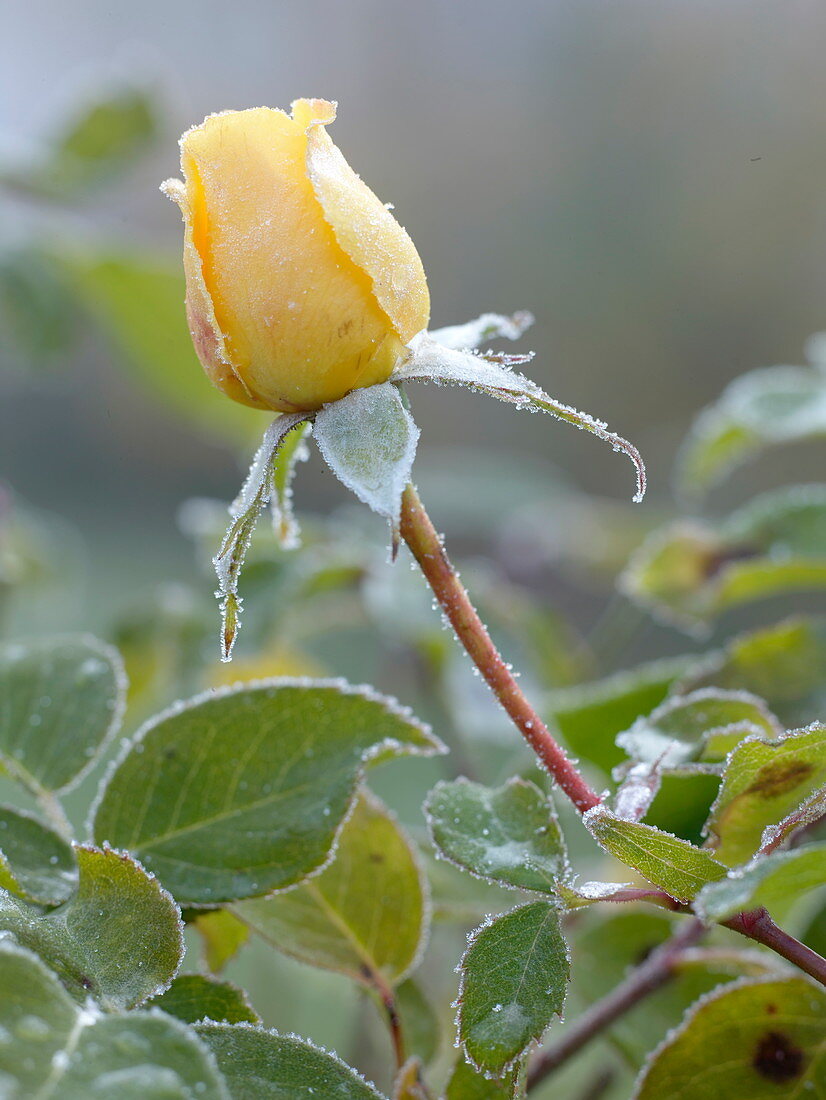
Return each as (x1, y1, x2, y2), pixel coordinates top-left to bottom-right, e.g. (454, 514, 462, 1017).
(213, 412, 307, 660)
(395, 334, 646, 502)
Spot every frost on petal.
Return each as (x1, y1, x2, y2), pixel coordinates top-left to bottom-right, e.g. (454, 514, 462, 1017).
(396, 336, 646, 502)
(304, 115, 430, 344)
(177, 106, 401, 411)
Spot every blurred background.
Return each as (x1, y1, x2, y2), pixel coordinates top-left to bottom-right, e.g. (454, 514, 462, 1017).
(3, 0, 826, 631)
(2, 2, 826, 1094)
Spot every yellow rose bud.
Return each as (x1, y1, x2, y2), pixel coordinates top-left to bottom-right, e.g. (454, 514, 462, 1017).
(162, 99, 430, 413)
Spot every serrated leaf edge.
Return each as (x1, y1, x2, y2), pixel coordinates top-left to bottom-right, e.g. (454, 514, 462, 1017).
(88, 678, 445, 907)
(195, 1020, 388, 1099)
(423, 776, 570, 898)
(454, 900, 569, 1080)
(701, 719, 826, 845)
(71, 841, 186, 1004)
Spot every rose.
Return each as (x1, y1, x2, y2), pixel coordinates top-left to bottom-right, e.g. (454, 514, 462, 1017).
(162, 98, 430, 413)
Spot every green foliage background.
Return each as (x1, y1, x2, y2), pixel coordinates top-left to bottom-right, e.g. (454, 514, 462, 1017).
(2, 7, 826, 1097)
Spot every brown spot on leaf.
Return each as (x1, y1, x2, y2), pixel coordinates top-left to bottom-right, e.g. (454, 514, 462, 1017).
(753, 1031, 805, 1082)
(369, 852, 384, 864)
(744, 760, 814, 799)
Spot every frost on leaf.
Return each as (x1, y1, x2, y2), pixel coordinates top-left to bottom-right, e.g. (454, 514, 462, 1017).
(424, 777, 569, 896)
(620, 486, 826, 633)
(395, 334, 646, 503)
(703, 721, 826, 867)
(429, 310, 534, 351)
(613, 761, 663, 822)
(314, 382, 420, 556)
(694, 843, 826, 922)
(584, 806, 727, 902)
(214, 412, 307, 660)
(269, 420, 311, 550)
(677, 358, 826, 499)
(457, 901, 568, 1077)
(615, 688, 783, 773)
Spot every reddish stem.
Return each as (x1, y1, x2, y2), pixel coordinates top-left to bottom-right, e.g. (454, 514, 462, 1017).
(400, 483, 601, 813)
(527, 918, 706, 1091)
(724, 907, 826, 987)
(400, 482, 826, 994)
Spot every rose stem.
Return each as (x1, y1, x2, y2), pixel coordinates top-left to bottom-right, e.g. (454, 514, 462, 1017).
(399, 483, 600, 813)
(724, 908, 826, 987)
(400, 483, 826, 989)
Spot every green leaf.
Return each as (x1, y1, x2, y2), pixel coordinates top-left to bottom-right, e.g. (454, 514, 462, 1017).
(547, 656, 696, 771)
(617, 688, 781, 770)
(148, 974, 258, 1025)
(0, 804, 77, 905)
(112, 582, 213, 716)
(270, 421, 311, 549)
(634, 977, 826, 1098)
(585, 807, 728, 901)
(0, 634, 125, 794)
(643, 771, 724, 849)
(0, 844, 183, 1009)
(214, 413, 309, 659)
(458, 901, 568, 1077)
(0, 941, 78, 1097)
(395, 336, 646, 502)
(760, 786, 826, 854)
(683, 616, 826, 730)
(196, 1023, 386, 1099)
(621, 486, 826, 631)
(676, 362, 826, 499)
(395, 979, 441, 1066)
(704, 723, 826, 866)
(445, 1057, 520, 1099)
(67, 250, 269, 444)
(695, 843, 826, 922)
(0, 941, 227, 1099)
(314, 382, 420, 542)
(191, 909, 250, 975)
(425, 777, 568, 895)
(234, 790, 427, 987)
(801, 902, 826, 958)
(0, 246, 78, 369)
(51, 1012, 229, 1099)
(92, 680, 443, 905)
(30, 86, 157, 196)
